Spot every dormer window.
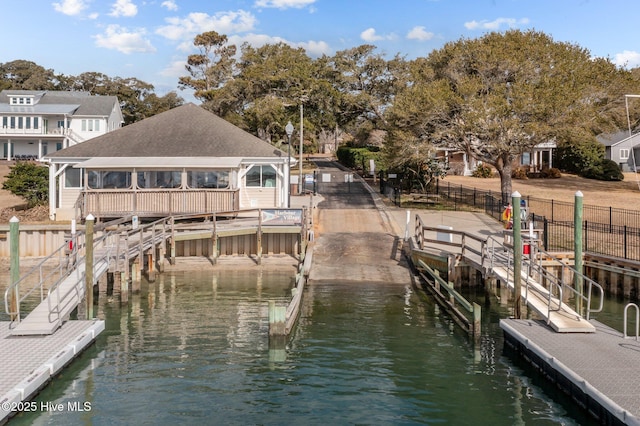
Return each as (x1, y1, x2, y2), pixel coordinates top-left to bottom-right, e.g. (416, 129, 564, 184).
(9, 97, 33, 105)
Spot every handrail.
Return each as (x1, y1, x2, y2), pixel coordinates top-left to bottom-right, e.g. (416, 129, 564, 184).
(624, 303, 639, 340)
(414, 259, 481, 337)
(47, 231, 115, 325)
(4, 240, 78, 328)
(413, 214, 604, 325)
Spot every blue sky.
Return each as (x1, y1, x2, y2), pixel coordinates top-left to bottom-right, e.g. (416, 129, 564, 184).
(3, 0, 640, 99)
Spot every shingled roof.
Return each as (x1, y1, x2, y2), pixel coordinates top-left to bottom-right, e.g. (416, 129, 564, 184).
(46, 103, 286, 159)
(0, 90, 118, 116)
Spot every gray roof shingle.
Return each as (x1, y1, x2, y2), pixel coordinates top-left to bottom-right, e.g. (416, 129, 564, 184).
(46, 103, 286, 159)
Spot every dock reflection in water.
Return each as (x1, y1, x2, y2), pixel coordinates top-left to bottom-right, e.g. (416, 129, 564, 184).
(9, 270, 595, 425)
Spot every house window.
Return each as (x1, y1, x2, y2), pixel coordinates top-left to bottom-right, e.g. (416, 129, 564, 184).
(17, 117, 23, 129)
(10, 117, 15, 129)
(64, 167, 83, 188)
(187, 170, 230, 189)
(33, 117, 38, 129)
(246, 165, 276, 188)
(87, 170, 132, 189)
(57, 120, 65, 129)
(136, 171, 182, 189)
(520, 152, 531, 165)
(620, 149, 630, 160)
(2, 117, 6, 128)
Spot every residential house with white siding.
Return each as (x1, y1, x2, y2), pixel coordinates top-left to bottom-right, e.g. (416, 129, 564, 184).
(0, 90, 122, 160)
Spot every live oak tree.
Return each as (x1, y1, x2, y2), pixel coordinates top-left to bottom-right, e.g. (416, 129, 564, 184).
(388, 30, 629, 198)
(178, 31, 237, 114)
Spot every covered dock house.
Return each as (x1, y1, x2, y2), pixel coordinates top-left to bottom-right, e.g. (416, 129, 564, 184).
(43, 103, 293, 221)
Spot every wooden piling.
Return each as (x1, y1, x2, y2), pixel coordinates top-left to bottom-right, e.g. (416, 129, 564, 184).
(85, 214, 95, 320)
(268, 300, 286, 336)
(9, 217, 19, 322)
(257, 210, 263, 265)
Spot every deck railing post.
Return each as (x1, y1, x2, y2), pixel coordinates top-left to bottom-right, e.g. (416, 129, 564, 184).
(170, 216, 176, 265)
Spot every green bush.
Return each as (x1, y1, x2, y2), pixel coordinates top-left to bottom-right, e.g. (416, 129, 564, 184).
(336, 146, 383, 174)
(554, 133, 604, 174)
(472, 163, 493, 178)
(583, 159, 624, 181)
(2, 161, 49, 207)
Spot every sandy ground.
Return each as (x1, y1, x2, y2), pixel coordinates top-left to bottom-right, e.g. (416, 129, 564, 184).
(441, 172, 640, 210)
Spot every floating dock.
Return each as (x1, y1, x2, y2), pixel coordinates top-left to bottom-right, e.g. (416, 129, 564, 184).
(0, 319, 104, 424)
(501, 318, 640, 426)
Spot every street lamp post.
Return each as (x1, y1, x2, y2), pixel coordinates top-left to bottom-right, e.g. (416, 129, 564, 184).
(299, 103, 304, 195)
(285, 121, 294, 208)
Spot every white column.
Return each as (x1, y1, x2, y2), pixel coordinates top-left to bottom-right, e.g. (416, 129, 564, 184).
(48, 163, 57, 220)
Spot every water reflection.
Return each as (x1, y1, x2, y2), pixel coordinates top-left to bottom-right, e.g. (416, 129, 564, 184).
(3, 269, 613, 425)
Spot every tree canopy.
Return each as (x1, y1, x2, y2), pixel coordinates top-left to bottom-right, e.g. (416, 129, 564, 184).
(387, 30, 633, 196)
(0, 60, 184, 125)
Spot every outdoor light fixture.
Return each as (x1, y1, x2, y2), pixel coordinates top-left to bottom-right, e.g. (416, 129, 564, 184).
(285, 121, 294, 208)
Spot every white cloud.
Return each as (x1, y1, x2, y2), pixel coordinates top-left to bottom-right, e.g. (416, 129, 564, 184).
(614, 50, 640, 68)
(254, 0, 316, 9)
(406, 26, 434, 41)
(161, 0, 178, 11)
(464, 17, 530, 31)
(361, 28, 382, 42)
(156, 10, 257, 41)
(52, 0, 89, 16)
(109, 0, 137, 17)
(160, 60, 187, 78)
(360, 27, 396, 42)
(94, 24, 156, 54)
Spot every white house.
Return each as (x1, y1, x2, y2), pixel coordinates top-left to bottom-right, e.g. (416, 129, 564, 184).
(42, 103, 294, 221)
(0, 90, 123, 160)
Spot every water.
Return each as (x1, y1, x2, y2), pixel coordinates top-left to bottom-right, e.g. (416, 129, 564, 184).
(5, 269, 615, 425)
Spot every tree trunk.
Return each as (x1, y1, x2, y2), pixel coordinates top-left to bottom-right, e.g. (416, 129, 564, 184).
(496, 154, 513, 205)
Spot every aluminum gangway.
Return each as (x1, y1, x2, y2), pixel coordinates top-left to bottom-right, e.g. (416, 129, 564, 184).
(3, 215, 169, 336)
(413, 214, 604, 333)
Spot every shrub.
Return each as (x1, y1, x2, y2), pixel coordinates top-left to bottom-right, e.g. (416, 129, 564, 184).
(582, 159, 624, 181)
(511, 166, 529, 180)
(2, 161, 49, 207)
(540, 167, 561, 178)
(472, 163, 493, 178)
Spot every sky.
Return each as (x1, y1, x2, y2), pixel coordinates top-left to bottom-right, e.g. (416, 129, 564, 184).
(3, 0, 640, 100)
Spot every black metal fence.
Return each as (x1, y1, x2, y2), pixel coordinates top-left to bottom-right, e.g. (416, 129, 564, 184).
(381, 177, 640, 262)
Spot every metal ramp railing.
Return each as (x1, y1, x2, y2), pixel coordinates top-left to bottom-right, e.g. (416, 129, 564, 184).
(484, 234, 604, 332)
(4, 230, 115, 335)
(412, 213, 604, 333)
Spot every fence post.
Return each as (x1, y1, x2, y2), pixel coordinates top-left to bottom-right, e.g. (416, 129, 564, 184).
(574, 191, 584, 316)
